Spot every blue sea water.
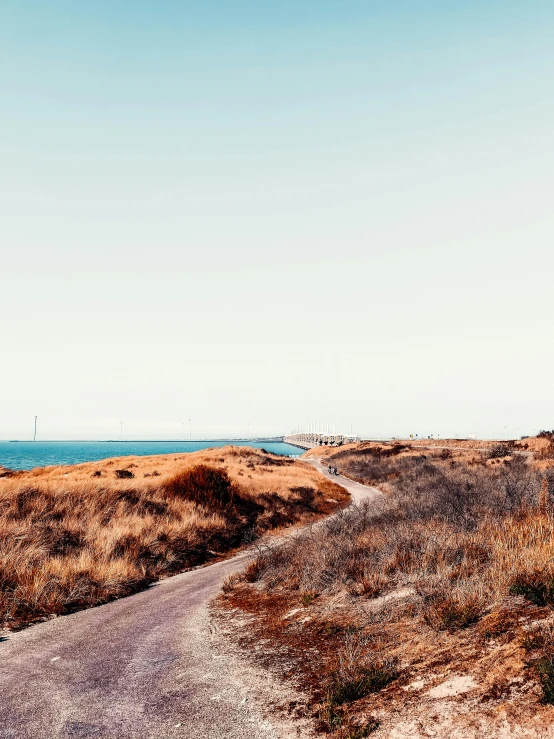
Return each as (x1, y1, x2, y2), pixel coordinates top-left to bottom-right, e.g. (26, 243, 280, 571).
(0, 440, 303, 471)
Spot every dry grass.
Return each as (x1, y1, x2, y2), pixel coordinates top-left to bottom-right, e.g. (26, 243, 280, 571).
(0, 446, 347, 630)
(220, 439, 554, 736)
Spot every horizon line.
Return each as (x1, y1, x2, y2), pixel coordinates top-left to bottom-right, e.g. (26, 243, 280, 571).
(1, 437, 287, 443)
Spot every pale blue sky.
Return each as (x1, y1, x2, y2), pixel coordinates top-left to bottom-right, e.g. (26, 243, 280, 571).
(1, 1, 553, 440)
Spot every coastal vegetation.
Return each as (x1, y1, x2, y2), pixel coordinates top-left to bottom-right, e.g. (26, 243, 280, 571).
(0, 446, 347, 630)
(221, 438, 554, 737)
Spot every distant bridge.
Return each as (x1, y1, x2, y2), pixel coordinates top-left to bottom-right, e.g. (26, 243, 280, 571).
(284, 431, 360, 450)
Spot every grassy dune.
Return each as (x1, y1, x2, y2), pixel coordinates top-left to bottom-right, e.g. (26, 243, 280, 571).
(0, 446, 347, 630)
(222, 439, 554, 737)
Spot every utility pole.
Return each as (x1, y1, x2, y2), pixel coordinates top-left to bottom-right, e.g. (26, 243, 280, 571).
(34, 415, 37, 441)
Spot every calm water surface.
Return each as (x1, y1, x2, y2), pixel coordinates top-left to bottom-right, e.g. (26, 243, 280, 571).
(0, 440, 303, 471)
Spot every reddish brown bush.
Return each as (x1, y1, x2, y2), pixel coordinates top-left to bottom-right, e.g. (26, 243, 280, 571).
(164, 464, 235, 508)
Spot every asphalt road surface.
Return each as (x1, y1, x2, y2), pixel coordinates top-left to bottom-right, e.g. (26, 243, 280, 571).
(0, 463, 379, 739)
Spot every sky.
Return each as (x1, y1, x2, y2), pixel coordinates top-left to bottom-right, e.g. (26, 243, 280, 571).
(1, 1, 554, 441)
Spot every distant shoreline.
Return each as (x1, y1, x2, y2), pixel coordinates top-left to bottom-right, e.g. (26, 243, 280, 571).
(0, 439, 300, 472)
(5, 437, 285, 444)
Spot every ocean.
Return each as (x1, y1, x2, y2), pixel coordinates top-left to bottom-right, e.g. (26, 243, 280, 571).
(0, 440, 303, 471)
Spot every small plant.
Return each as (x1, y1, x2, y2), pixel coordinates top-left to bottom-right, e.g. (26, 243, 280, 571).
(221, 573, 241, 594)
(345, 719, 380, 738)
(322, 622, 359, 637)
(92, 470, 102, 477)
(327, 632, 398, 708)
(536, 657, 554, 704)
(522, 630, 548, 651)
(243, 557, 265, 583)
(522, 622, 554, 651)
(319, 700, 344, 731)
(328, 659, 398, 705)
(421, 588, 486, 631)
(319, 703, 380, 737)
(301, 590, 318, 606)
(115, 469, 135, 479)
(509, 572, 554, 607)
(537, 444, 554, 461)
(488, 444, 511, 459)
(359, 573, 388, 599)
(522, 622, 554, 703)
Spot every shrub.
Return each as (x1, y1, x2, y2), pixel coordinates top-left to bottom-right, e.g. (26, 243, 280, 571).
(536, 657, 554, 704)
(326, 631, 398, 711)
(114, 469, 134, 479)
(346, 720, 380, 738)
(536, 442, 554, 461)
(420, 585, 488, 631)
(164, 465, 235, 508)
(301, 590, 318, 606)
(500, 457, 540, 510)
(359, 573, 389, 599)
(509, 571, 554, 606)
(522, 622, 554, 651)
(221, 573, 242, 594)
(522, 622, 554, 703)
(488, 445, 511, 459)
(243, 557, 266, 583)
(328, 659, 398, 706)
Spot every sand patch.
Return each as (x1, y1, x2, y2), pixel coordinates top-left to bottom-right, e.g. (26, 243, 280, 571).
(427, 675, 477, 698)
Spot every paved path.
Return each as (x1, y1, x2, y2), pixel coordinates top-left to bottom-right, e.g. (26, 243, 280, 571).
(305, 458, 381, 505)
(0, 465, 379, 739)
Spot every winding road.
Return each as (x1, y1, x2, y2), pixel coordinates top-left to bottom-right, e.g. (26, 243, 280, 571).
(0, 461, 379, 739)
